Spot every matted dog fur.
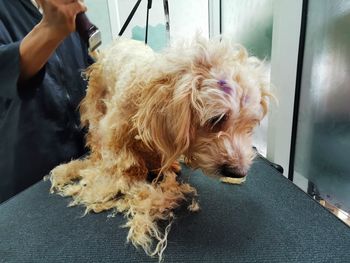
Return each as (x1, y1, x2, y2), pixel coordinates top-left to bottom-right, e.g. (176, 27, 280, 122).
(48, 36, 270, 260)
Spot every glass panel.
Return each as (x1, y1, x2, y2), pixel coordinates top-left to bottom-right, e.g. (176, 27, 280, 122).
(116, 0, 168, 51)
(85, 0, 113, 48)
(116, 0, 209, 51)
(294, 0, 350, 214)
(221, 0, 274, 156)
(221, 0, 273, 60)
(167, 0, 209, 40)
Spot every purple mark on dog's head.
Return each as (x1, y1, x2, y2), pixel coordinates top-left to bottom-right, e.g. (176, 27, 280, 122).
(217, 79, 233, 95)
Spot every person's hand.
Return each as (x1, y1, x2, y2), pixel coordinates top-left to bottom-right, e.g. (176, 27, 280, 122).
(19, 0, 87, 81)
(36, 0, 87, 40)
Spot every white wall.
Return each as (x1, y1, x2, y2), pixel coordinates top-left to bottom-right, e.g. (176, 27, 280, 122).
(267, 0, 303, 176)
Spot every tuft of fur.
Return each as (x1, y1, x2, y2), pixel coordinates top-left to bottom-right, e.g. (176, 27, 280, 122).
(48, 36, 270, 261)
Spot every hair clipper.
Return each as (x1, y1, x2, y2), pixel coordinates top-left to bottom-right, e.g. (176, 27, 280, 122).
(75, 13, 102, 52)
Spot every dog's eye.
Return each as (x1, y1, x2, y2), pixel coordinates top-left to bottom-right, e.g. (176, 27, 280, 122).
(208, 113, 229, 131)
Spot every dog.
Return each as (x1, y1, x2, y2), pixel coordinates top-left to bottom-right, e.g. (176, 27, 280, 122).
(48, 36, 270, 260)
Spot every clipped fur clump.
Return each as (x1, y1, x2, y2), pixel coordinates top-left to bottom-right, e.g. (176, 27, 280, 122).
(48, 36, 270, 261)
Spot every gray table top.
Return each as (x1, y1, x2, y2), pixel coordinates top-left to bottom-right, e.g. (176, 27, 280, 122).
(1, 157, 350, 263)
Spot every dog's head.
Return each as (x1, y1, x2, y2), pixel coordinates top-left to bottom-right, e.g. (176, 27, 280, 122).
(135, 37, 270, 179)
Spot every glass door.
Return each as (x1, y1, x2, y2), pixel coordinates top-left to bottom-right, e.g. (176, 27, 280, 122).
(293, 0, 350, 221)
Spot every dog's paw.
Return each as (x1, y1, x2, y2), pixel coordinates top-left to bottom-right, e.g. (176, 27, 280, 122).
(49, 159, 87, 191)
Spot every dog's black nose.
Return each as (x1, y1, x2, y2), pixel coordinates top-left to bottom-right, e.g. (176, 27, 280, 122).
(220, 164, 246, 178)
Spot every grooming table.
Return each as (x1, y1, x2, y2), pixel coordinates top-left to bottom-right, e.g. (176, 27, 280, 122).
(1, 157, 349, 263)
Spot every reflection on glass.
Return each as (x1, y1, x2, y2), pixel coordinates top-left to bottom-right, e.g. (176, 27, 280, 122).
(221, 0, 273, 156)
(221, 0, 273, 60)
(116, 0, 209, 51)
(115, 0, 168, 51)
(294, 0, 350, 213)
(167, 0, 209, 40)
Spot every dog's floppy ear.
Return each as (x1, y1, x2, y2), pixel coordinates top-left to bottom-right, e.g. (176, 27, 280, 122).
(258, 77, 275, 121)
(260, 88, 270, 119)
(134, 75, 194, 172)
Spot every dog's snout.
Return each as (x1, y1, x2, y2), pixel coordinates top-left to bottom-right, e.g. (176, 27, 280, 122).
(220, 164, 246, 178)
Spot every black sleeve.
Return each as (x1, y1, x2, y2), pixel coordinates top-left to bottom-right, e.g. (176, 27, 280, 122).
(0, 20, 21, 99)
(0, 19, 46, 100)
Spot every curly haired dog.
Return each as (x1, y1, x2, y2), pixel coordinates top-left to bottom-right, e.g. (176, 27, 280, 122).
(48, 36, 270, 260)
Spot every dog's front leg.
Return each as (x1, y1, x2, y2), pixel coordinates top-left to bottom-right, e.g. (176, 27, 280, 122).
(48, 158, 92, 194)
(124, 169, 197, 258)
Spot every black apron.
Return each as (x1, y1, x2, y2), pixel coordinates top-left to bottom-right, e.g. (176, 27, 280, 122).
(0, 0, 91, 202)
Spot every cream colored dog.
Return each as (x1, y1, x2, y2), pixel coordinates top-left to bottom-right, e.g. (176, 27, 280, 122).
(48, 37, 270, 260)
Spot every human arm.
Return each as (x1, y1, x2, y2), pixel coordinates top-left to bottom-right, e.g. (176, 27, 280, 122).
(19, 0, 87, 82)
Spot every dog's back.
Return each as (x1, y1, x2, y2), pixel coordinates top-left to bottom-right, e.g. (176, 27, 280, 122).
(97, 38, 156, 95)
(79, 39, 156, 153)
